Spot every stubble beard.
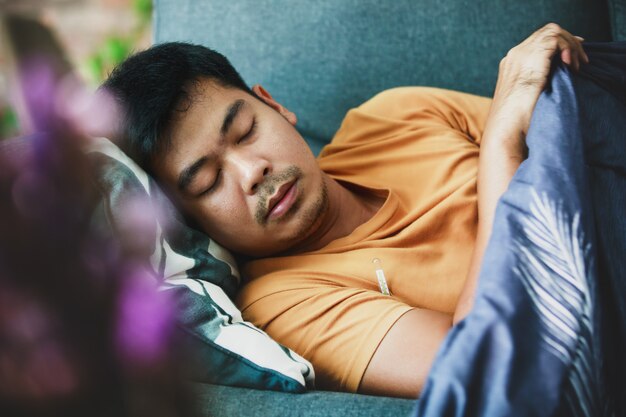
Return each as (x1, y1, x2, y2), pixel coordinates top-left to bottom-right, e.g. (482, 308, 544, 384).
(254, 166, 329, 248)
(289, 178, 328, 243)
(254, 165, 302, 225)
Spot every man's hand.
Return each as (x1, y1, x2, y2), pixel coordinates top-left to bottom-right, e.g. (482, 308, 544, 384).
(489, 23, 589, 155)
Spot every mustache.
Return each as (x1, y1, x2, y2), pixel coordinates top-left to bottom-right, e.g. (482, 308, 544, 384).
(255, 166, 302, 225)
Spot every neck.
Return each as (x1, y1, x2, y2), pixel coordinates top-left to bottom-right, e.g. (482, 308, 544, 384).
(287, 174, 382, 255)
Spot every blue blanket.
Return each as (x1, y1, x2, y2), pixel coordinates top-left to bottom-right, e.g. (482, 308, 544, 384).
(415, 42, 626, 417)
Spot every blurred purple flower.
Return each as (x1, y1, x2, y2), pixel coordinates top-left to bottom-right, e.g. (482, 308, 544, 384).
(0, 15, 190, 416)
(20, 56, 58, 132)
(114, 194, 161, 257)
(11, 169, 54, 220)
(0, 288, 79, 401)
(115, 265, 175, 367)
(55, 75, 121, 139)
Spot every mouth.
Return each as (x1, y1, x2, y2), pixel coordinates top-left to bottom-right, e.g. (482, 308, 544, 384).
(266, 179, 298, 221)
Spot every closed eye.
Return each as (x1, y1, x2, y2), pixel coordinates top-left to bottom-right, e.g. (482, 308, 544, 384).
(198, 169, 222, 197)
(238, 118, 257, 144)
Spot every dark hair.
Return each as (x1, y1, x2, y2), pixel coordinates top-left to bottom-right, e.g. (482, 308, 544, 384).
(102, 42, 252, 172)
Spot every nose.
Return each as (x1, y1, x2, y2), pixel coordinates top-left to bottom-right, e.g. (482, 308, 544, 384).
(226, 150, 270, 195)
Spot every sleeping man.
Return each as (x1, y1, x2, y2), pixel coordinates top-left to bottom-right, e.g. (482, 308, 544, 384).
(102, 23, 588, 398)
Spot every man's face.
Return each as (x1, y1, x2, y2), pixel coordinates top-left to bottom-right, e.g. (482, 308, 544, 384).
(152, 79, 328, 257)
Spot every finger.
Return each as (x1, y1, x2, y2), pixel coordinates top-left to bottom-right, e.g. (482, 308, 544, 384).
(575, 37, 590, 63)
(529, 22, 560, 46)
(558, 33, 588, 71)
(557, 29, 589, 65)
(560, 31, 589, 65)
(577, 43, 589, 64)
(561, 49, 580, 72)
(560, 48, 574, 68)
(564, 33, 589, 64)
(555, 37, 579, 71)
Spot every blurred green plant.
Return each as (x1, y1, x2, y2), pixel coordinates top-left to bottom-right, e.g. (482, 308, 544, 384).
(82, 0, 153, 86)
(0, 0, 152, 140)
(133, 0, 153, 22)
(0, 106, 19, 140)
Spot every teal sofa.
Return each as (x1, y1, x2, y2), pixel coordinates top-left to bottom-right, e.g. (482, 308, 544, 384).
(153, 1, 624, 416)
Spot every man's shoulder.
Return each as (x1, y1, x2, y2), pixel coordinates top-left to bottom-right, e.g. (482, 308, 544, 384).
(319, 87, 455, 155)
(356, 86, 460, 116)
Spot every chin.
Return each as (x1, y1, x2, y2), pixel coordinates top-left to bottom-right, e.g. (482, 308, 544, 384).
(280, 182, 329, 255)
(229, 179, 329, 258)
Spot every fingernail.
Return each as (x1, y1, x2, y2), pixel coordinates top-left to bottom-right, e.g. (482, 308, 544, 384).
(575, 35, 585, 41)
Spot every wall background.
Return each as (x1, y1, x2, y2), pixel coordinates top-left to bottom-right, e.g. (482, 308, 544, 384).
(0, 0, 152, 139)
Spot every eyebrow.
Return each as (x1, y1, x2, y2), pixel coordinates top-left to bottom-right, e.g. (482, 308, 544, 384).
(220, 99, 245, 136)
(177, 156, 208, 192)
(177, 99, 246, 193)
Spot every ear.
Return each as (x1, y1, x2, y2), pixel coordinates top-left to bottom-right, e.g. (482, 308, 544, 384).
(252, 84, 297, 126)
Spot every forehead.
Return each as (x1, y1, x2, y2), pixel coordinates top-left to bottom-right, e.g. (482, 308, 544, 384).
(168, 79, 234, 145)
(154, 81, 248, 178)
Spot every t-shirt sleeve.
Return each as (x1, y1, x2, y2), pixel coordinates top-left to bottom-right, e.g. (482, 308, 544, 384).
(325, 87, 492, 150)
(235, 270, 413, 392)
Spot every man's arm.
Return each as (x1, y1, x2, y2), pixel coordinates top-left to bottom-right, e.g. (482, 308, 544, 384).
(359, 308, 452, 398)
(453, 23, 588, 324)
(360, 23, 588, 398)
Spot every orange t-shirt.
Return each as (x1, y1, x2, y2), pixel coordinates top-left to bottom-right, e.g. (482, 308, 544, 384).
(236, 87, 492, 392)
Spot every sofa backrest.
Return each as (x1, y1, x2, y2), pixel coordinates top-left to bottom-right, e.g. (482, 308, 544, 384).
(154, 0, 614, 154)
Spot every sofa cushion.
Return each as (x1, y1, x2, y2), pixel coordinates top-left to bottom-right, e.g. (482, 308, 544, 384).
(154, 0, 612, 153)
(608, 0, 626, 41)
(88, 137, 314, 392)
(189, 383, 417, 417)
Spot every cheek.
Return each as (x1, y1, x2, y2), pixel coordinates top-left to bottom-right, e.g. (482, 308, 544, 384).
(273, 138, 315, 172)
(266, 120, 309, 156)
(198, 194, 251, 239)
